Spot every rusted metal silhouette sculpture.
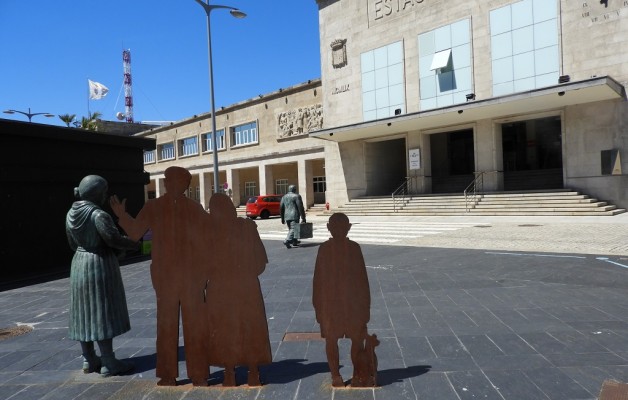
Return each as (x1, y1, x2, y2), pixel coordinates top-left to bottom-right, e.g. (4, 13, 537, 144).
(66, 175, 137, 377)
(313, 213, 378, 388)
(204, 193, 272, 386)
(110, 167, 209, 386)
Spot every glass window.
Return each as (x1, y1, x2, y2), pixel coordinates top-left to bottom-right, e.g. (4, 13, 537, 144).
(361, 41, 405, 121)
(534, 20, 558, 49)
(276, 179, 289, 195)
(179, 136, 198, 157)
(158, 142, 175, 160)
(418, 19, 472, 111)
(534, 46, 559, 75)
(532, 0, 556, 23)
(230, 121, 258, 147)
(201, 129, 225, 152)
(418, 31, 435, 57)
(512, 0, 533, 29)
(143, 150, 155, 164)
(492, 32, 513, 60)
(434, 25, 452, 52)
(362, 71, 376, 92)
(512, 26, 534, 55)
(490, 6, 512, 35)
(451, 19, 470, 47)
(452, 43, 471, 69)
(420, 76, 437, 99)
(490, 0, 559, 95)
(454, 67, 472, 92)
(361, 52, 375, 72)
(313, 176, 326, 193)
(492, 58, 514, 84)
(513, 52, 535, 80)
(430, 49, 452, 71)
(244, 181, 256, 197)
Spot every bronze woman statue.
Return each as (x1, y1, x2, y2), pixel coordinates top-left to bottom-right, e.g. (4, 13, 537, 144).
(66, 175, 137, 376)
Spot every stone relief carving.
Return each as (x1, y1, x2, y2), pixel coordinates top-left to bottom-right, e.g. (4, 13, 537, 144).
(277, 104, 323, 139)
(331, 39, 348, 69)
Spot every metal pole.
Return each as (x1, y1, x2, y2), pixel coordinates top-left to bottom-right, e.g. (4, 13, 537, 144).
(204, 3, 220, 194)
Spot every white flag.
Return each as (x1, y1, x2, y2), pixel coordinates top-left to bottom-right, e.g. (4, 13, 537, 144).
(88, 79, 109, 100)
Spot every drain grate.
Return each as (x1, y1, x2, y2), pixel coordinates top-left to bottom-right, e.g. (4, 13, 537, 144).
(0, 325, 33, 341)
(283, 332, 323, 342)
(518, 224, 542, 227)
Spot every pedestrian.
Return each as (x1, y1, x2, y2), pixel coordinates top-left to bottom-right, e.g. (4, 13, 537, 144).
(66, 175, 137, 377)
(109, 166, 209, 387)
(312, 213, 374, 387)
(279, 184, 306, 249)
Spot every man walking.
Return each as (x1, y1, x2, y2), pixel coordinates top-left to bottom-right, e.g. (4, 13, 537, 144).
(280, 185, 306, 249)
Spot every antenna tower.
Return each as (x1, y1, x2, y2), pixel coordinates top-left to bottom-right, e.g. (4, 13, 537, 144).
(123, 49, 134, 123)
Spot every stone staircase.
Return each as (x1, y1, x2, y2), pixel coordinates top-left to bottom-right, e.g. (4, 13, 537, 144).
(329, 189, 626, 216)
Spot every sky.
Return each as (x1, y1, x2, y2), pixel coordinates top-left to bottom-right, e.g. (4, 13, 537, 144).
(0, 1, 321, 127)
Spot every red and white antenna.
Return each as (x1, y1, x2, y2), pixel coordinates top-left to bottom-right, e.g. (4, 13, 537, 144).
(122, 49, 134, 123)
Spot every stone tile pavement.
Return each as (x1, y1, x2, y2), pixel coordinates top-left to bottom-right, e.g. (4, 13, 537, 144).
(1, 215, 628, 399)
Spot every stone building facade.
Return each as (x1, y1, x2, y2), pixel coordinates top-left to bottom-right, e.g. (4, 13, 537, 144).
(138, 80, 328, 209)
(138, 0, 628, 211)
(312, 0, 628, 208)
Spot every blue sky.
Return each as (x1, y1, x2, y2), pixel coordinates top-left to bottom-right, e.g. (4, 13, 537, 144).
(0, 1, 321, 126)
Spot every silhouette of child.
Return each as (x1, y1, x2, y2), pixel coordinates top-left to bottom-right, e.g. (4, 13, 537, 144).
(313, 213, 371, 387)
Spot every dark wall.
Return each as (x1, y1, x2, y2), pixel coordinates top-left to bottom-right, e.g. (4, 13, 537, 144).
(0, 119, 155, 286)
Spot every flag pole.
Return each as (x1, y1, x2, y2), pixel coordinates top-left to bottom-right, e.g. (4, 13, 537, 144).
(87, 79, 91, 117)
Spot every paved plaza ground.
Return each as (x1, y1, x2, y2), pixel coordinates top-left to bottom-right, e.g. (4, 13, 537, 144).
(1, 214, 628, 399)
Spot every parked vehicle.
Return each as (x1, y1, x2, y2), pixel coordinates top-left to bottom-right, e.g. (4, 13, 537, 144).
(246, 195, 283, 219)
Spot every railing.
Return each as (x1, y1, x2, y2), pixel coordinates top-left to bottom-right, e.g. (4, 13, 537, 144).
(160, 146, 175, 160)
(392, 176, 419, 212)
(464, 171, 500, 211)
(181, 143, 198, 156)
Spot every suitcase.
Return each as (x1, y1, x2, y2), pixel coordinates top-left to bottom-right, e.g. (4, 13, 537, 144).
(293, 222, 313, 239)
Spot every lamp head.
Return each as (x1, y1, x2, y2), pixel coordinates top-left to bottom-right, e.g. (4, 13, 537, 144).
(230, 9, 246, 18)
(3, 110, 15, 114)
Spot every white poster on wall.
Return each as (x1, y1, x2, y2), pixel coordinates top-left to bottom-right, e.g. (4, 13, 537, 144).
(409, 148, 421, 170)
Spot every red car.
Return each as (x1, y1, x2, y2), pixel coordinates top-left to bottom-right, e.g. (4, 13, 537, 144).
(246, 195, 283, 219)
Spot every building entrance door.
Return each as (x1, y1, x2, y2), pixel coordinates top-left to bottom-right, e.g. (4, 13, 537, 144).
(430, 129, 475, 193)
(501, 116, 563, 190)
(365, 138, 407, 196)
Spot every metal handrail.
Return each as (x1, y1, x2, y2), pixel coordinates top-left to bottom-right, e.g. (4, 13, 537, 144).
(464, 172, 484, 212)
(392, 176, 418, 212)
(464, 171, 501, 211)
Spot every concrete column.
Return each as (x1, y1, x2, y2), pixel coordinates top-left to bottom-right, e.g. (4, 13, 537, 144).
(226, 168, 241, 206)
(199, 172, 211, 210)
(421, 132, 432, 193)
(259, 164, 273, 195)
(298, 159, 314, 208)
(156, 177, 166, 197)
(474, 120, 503, 191)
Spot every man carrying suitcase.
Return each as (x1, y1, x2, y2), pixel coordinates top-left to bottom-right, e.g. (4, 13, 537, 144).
(280, 185, 306, 249)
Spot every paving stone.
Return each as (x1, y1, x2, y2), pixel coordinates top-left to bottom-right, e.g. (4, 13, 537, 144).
(457, 335, 504, 358)
(426, 336, 469, 358)
(447, 370, 504, 400)
(523, 367, 593, 400)
(484, 369, 550, 400)
(410, 372, 458, 400)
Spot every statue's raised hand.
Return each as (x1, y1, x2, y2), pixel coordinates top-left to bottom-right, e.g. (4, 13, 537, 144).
(109, 195, 127, 218)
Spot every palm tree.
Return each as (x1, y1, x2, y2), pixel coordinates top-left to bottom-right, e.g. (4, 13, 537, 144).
(80, 111, 102, 131)
(58, 113, 76, 127)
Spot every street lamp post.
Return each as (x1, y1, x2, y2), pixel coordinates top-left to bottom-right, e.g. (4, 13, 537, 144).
(3, 108, 55, 123)
(192, 0, 246, 194)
